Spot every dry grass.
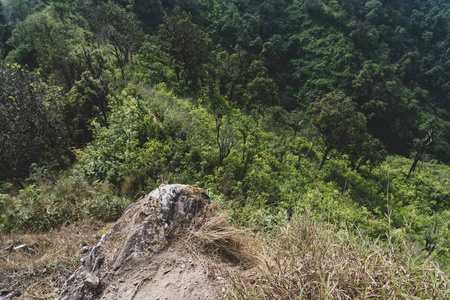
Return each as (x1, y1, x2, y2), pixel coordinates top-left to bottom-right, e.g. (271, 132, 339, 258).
(229, 212, 450, 299)
(0, 219, 105, 299)
(183, 202, 259, 269)
(182, 204, 449, 299)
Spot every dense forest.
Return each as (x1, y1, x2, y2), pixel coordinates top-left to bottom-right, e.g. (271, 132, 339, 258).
(1, 0, 449, 278)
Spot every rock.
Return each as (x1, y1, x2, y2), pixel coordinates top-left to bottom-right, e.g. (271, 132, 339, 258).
(60, 185, 210, 300)
(84, 273, 100, 289)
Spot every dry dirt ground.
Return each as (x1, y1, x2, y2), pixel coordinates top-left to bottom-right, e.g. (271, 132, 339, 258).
(0, 219, 106, 299)
(97, 242, 227, 300)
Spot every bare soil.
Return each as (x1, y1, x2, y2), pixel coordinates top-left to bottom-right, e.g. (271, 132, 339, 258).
(98, 242, 226, 300)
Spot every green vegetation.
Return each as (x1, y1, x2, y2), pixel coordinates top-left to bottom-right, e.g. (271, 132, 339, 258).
(0, 0, 449, 293)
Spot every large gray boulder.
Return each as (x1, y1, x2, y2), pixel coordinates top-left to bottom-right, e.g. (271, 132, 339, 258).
(60, 184, 211, 300)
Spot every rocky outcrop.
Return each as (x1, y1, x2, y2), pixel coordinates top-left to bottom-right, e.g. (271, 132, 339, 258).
(60, 184, 211, 300)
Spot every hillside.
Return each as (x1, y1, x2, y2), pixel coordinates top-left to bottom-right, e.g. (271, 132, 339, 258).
(0, 0, 449, 298)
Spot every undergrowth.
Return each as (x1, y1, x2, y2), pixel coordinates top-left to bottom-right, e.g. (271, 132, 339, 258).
(229, 211, 449, 299)
(0, 176, 132, 232)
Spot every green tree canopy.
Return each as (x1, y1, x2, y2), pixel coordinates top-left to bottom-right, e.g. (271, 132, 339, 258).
(308, 92, 374, 170)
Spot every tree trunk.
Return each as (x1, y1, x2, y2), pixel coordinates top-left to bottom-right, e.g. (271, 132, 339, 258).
(318, 148, 329, 171)
(407, 130, 433, 179)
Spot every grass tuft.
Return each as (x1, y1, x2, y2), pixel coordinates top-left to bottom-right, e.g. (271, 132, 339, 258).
(184, 202, 257, 268)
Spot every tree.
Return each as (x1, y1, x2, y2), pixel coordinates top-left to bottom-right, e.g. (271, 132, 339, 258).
(85, 1, 143, 78)
(158, 7, 210, 88)
(244, 60, 279, 115)
(203, 50, 278, 113)
(346, 132, 385, 171)
(1, 0, 43, 25)
(201, 48, 247, 106)
(215, 115, 234, 166)
(407, 129, 432, 178)
(132, 0, 164, 29)
(0, 1, 12, 58)
(66, 46, 111, 147)
(6, 3, 84, 84)
(135, 40, 180, 87)
(308, 92, 369, 170)
(0, 63, 68, 181)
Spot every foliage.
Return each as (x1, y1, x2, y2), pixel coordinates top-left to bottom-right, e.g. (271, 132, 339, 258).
(83, 1, 143, 78)
(0, 0, 12, 59)
(5, 3, 84, 83)
(308, 92, 381, 170)
(0, 62, 69, 181)
(0, 176, 132, 232)
(157, 7, 211, 89)
(65, 46, 112, 146)
(1, 0, 43, 25)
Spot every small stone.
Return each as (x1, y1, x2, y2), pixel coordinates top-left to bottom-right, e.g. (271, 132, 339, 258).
(84, 273, 100, 289)
(118, 279, 124, 283)
(222, 287, 226, 293)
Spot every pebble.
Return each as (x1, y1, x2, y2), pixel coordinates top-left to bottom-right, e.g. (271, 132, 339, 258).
(84, 274, 100, 289)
